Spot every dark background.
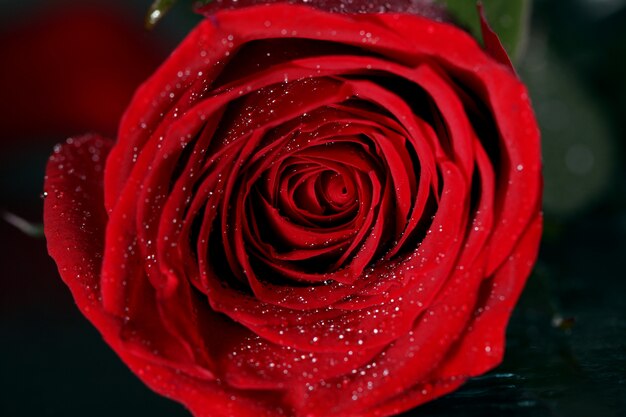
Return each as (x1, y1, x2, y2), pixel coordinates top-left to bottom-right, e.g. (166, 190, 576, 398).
(1, 0, 624, 416)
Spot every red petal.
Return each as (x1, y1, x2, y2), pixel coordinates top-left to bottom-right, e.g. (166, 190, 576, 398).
(478, 3, 516, 74)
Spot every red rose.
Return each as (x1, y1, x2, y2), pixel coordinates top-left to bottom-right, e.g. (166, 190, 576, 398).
(44, 4, 542, 417)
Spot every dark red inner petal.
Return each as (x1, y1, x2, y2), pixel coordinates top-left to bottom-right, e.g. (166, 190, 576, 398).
(196, 0, 448, 18)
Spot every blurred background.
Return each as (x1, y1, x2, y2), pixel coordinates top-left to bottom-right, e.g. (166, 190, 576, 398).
(0, 0, 624, 416)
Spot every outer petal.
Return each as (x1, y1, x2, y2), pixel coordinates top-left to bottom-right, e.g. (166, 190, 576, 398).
(44, 135, 283, 417)
(44, 134, 114, 334)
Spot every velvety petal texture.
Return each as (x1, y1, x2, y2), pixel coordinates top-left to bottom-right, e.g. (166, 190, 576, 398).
(44, 4, 542, 417)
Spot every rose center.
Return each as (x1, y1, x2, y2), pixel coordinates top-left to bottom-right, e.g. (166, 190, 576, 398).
(317, 171, 353, 209)
(291, 168, 356, 217)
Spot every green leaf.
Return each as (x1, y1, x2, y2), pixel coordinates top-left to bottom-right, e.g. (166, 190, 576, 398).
(438, 0, 531, 62)
(2, 211, 44, 238)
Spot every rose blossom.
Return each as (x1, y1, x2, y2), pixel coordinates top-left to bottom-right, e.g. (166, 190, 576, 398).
(44, 3, 542, 417)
